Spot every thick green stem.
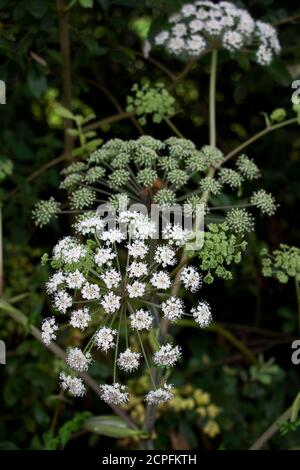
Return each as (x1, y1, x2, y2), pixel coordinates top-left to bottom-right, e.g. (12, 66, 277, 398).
(209, 50, 218, 147)
(163, 117, 184, 138)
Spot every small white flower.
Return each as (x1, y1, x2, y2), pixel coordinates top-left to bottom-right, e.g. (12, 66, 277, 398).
(81, 282, 100, 300)
(191, 301, 212, 327)
(75, 216, 104, 235)
(130, 308, 153, 330)
(101, 228, 126, 244)
(130, 216, 157, 240)
(69, 308, 91, 331)
(127, 240, 149, 259)
(117, 348, 141, 372)
(222, 30, 244, 52)
(101, 269, 121, 289)
(46, 271, 65, 294)
(60, 372, 86, 397)
(172, 23, 187, 37)
(154, 245, 176, 267)
(94, 247, 116, 266)
(54, 237, 86, 264)
(41, 317, 58, 345)
(155, 31, 169, 45)
(66, 270, 86, 289)
(180, 266, 202, 292)
(127, 281, 146, 298)
(54, 290, 72, 313)
(127, 262, 148, 278)
(99, 383, 129, 405)
(168, 37, 185, 53)
(94, 327, 116, 352)
(161, 297, 185, 321)
(163, 223, 190, 246)
(150, 271, 171, 290)
(186, 36, 206, 55)
(145, 383, 173, 405)
(189, 18, 203, 32)
(66, 347, 92, 372)
(101, 292, 121, 314)
(153, 344, 182, 367)
(181, 3, 196, 17)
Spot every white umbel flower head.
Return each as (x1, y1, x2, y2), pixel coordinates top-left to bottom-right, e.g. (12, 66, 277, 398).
(41, 317, 58, 345)
(161, 296, 185, 321)
(130, 308, 153, 331)
(75, 215, 104, 235)
(127, 240, 149, 259)
(127, 262, 148, 278)
(94, 327, 116, 352)
(101, 269, 121, 289)
(145, 383, 174, 405)
(101, 292, 121, 314)
(46, 271, 65, 294)
(99, 383, 129, 405)
(54, 290, 72, 313)
(180, 266, 202, 292)
(66, 270, 86, 289)
(117, 348, 141, 372)
(66, 347, 92, 372)
(69, 308, 91, 331)
(127, 281, 146, 298)
(163, 223, 190, 247)
(153, 344, 182, 367)
(81, 282, 101, 300)
(94, 247, 116, 266)
(60, 372, 86, 397)
(150, 271, 171, 290)
(191, 301, 212, 327)
(154, 245, 176, 267)
(101, 228, 126, 244)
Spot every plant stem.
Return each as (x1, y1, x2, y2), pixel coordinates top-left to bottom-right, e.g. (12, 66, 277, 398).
(136, 330, 156, 389)
(295, 277, 300, 334)
(113, 308, 122, 383)
(0, 204, 3, 298)
(221, 117, 298, 165)
(163, 117, 184, 138)
(209, 49, 218, 147)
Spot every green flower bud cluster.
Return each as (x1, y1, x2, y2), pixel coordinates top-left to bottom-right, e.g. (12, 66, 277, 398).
(70, 187, 96, 210)
(261, 244, 300, 283)
(193, 223, 248, 283)
(137, 168, 158, 187)
(0, 157, 13, 183)
(250, 189, 277, 216)
(108, 169, 130, 189)
(236, 155, 260, 180)
(218, 168, 243, 189)
(126, 81, 176, 125)
(154, 188, 176, 206)
(270, 108, 286, 123)
(32, 197, 61, 227)
(200, 176, 222, 195)
(225, 208, 254, 234)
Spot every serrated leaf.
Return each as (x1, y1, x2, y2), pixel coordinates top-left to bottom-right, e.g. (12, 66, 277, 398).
(84, 416, 148, 438)
(54, 104, 75, 120)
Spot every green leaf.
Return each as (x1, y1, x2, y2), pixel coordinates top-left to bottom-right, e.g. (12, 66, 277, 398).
(27, 69, 47, 99)
(83, 416, 148, 438)
(291, 392, 300, 422)
(26, 0, 48, 18)
(54, 104, 75, 120)
(79, 0, 94, 6)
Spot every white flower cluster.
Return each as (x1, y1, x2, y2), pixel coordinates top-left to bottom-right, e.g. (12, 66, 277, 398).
(44, 211, 213, 402)
(152, 1, 280, 65)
